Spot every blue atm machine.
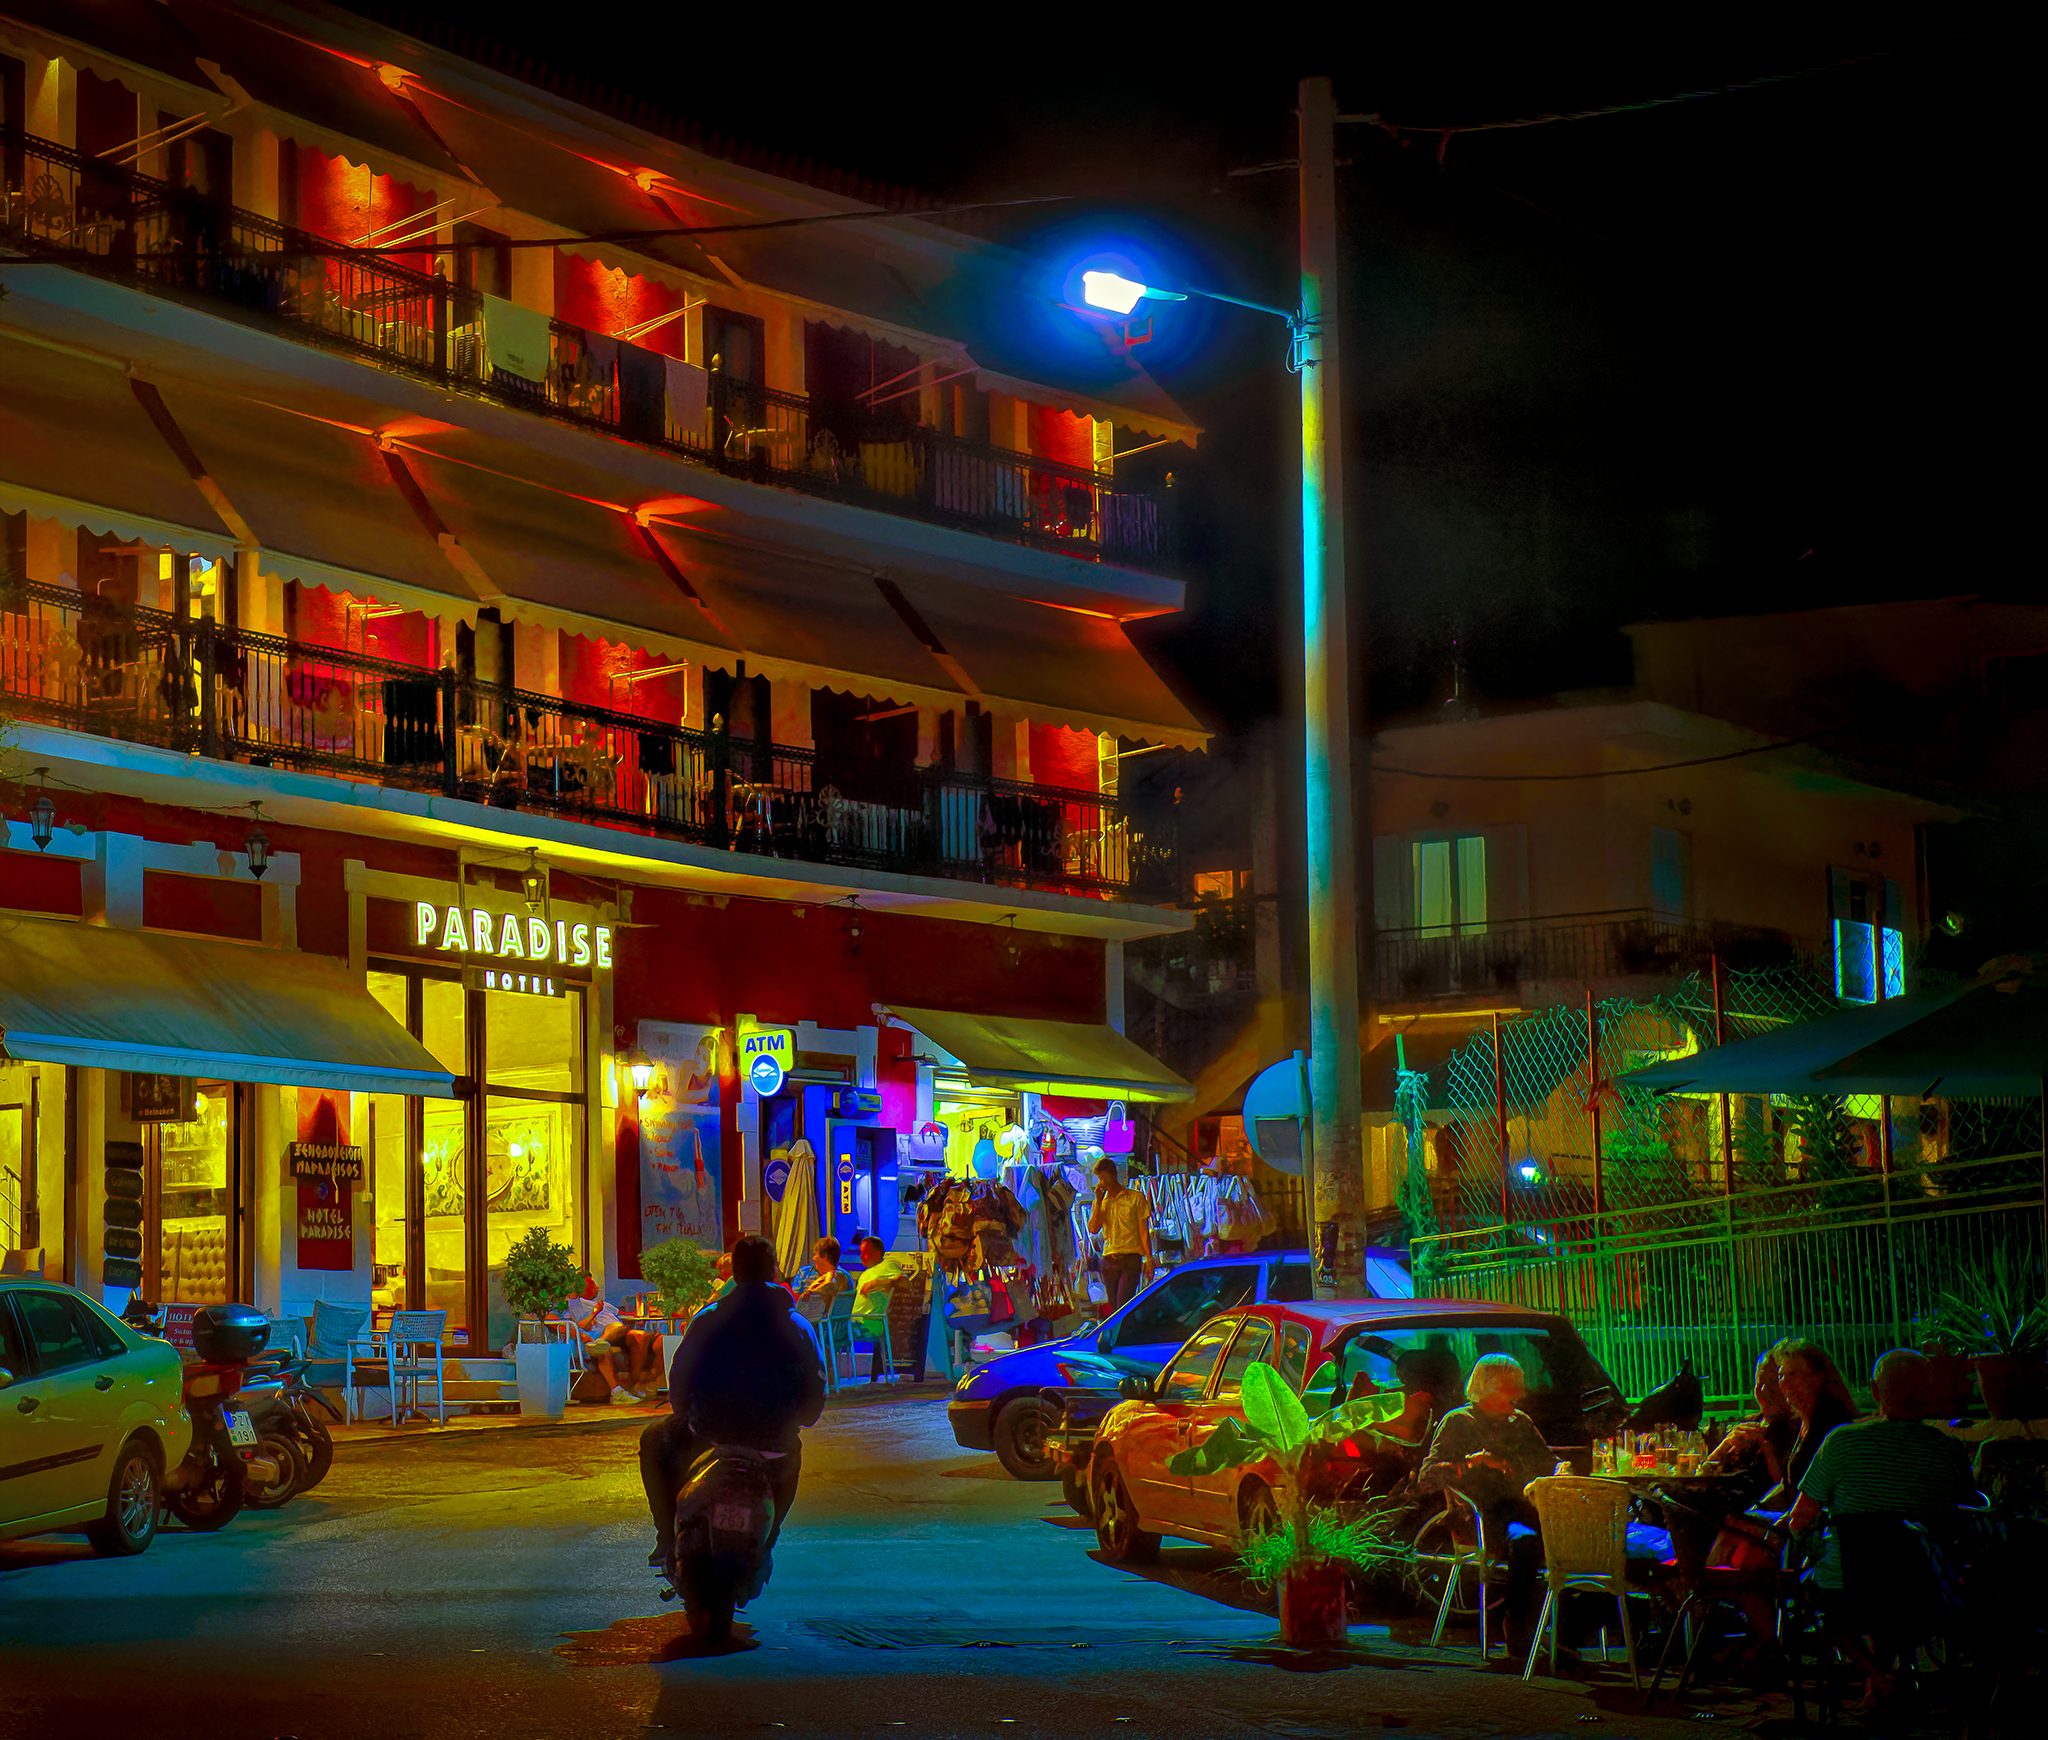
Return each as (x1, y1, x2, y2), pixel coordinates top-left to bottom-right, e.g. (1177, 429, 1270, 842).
(825, 1096, 897, 1248)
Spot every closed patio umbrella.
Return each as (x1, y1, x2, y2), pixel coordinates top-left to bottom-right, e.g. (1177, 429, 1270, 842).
(771, 1138, 820, 1286)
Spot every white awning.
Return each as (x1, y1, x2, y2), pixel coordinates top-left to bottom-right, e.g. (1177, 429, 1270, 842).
(0, 918, 455, 1098)
(887, 1005, 1192, 1103)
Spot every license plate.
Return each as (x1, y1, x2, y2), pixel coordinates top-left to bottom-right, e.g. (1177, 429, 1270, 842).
(711, 1503, 754, 1534)
(226, 1410, 259, 1448)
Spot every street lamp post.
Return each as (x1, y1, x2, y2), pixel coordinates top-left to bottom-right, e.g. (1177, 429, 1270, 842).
(1077, 76, 1367, 1298)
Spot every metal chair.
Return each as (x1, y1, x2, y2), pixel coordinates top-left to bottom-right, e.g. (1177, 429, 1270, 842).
(817, 1289, 859, 1394)
(302, 1300, 370, 1421)
(384, 1309, 449, 1426)
(1421, 1487, 1515, 1662)
(1521, 1475, 1642, 1685)
(847, 1301, 897, 1385)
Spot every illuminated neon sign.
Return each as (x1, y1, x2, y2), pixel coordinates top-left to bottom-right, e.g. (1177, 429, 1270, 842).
(415, 903, 614, 970)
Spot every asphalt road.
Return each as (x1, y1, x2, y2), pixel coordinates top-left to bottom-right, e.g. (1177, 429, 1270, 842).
(0, 1392, 1750, 1740)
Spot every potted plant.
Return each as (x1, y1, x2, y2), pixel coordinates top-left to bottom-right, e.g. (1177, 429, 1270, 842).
(638, 1238, 721, 1321)
(501, 1227, 582, 1419)
(1931, 1246, 2048, 1420)
(1168, 1363, 1414, 1648)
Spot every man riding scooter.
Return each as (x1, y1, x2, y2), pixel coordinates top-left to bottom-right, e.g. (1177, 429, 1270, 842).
(637, 1235, 825, 1575)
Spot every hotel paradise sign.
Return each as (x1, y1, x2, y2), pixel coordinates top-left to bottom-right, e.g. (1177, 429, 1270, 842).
(414, 903, 615, 998)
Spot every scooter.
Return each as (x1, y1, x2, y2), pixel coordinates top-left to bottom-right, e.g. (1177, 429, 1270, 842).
(234, 1350, 341, 1508)
(659, 1444, 783, 1643)
(162, 1304, 293, 1528)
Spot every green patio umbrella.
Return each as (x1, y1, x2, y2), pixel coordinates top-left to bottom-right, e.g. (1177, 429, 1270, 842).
(1813, 979, 2048, 1099)
(1617, 987, 1969, 1096)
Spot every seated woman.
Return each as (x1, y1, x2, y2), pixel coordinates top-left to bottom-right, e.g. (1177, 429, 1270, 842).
(1766, 1338, 1858, 1509)
(1420, 1353, 1560, 1652)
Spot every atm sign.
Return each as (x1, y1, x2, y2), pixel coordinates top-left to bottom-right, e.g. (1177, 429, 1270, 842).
(743, 1026, 793, 1097)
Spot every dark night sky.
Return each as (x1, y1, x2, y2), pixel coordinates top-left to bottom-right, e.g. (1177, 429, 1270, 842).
(348, 10, 2008, 736)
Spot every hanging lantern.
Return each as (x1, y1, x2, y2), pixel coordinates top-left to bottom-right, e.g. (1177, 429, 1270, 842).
(522, 847, 545, 914)
(29, 768, 54, 851)
(245, 804, 270, 879)
(627, 1046, 655, 1096)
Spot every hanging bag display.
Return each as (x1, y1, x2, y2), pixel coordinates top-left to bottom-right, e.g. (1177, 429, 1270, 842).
(1101, 1100, 1136, 1157)
(906, 1120, 949, 1167)
(944, 1274, 994, 1333)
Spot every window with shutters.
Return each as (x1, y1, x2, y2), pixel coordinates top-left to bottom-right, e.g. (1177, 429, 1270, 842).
(1413, 836, 1487, 937)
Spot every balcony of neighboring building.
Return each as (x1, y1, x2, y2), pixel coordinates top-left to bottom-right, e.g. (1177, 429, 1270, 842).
(1368, 907, 1811, 1008)
(0, 125, 1184, 577)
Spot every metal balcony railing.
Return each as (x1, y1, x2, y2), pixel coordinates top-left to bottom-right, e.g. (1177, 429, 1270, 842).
(1371, 909, 1805, 1002)
(0, 130, 1170, 569)
(0, 575, 1160, 901)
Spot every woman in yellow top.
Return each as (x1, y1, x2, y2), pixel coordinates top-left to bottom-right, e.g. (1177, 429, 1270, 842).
(1089, 1157, 1154, 1313)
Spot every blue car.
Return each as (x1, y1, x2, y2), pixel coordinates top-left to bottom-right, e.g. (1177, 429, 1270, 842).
(948, 1252, 1315, 1481)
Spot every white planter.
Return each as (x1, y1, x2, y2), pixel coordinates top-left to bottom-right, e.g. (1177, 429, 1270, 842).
(514, 1334, 573, 1419)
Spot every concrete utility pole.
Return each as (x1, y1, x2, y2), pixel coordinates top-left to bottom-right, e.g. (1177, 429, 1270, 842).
(1297, 74, 1367, 1297)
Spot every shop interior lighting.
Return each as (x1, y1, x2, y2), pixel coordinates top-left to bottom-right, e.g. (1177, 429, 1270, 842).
(244, 804, 270, 880)
(28, 768, 54, 851)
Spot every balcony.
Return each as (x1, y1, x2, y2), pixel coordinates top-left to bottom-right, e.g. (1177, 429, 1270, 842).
(0, 575, 1173, 903)
(1371, 909, 1805, 1004)
(0, 132, 1171, 570)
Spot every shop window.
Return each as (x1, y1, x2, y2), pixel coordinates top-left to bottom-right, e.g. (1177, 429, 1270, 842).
(1413, 835, 1486, 937)
(155, 1084, 232, 1305)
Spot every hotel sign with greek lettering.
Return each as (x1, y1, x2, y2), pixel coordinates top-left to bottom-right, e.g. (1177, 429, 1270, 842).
(414, 903, 614, 998)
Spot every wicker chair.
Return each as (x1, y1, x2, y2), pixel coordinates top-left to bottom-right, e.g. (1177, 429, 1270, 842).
(1521, 1475, 1642, 1685)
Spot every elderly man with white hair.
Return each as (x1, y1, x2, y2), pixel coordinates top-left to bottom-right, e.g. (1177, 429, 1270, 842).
(1420, 1353, 1561, 1652)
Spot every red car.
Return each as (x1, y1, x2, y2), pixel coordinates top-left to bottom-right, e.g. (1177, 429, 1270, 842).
(1088, 1299, 1625, 1563)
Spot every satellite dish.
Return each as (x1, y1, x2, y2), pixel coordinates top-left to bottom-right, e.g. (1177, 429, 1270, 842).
(1242, 1054, 1310, 1175)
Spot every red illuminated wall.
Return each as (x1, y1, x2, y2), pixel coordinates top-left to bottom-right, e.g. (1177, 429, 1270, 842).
(288, 145, 432, 268)
(1029, 405, 1096, 470)
(1028, 723, 1099, 792)
(560, 633, 688, 721)
(554, 254, 689, 359)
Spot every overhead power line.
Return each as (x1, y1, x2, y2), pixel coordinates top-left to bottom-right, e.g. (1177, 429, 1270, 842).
(1375, 727, 1841, 782)
(1340, 54, 1886, 162)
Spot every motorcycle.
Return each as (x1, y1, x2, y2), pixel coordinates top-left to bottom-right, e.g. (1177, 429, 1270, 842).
(659, 1443, 783, 1643)
(163, 1304, 294, 1528)
(234, 1349, 341, 1509)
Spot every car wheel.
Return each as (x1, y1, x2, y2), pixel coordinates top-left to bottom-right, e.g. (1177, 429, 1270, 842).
(86, 1436, 162, 1556)
(1239, 1479, 1281, 1542)
(1060, 1467, 1092, 1519)
(1092, 1461, 1159, 1565)
(991, 1397, 1056, 1481)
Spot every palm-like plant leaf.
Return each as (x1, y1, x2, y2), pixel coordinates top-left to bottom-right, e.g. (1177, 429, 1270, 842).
(1242, 1362, 1312, 1456)
(1166, 1414, 1269, 1478)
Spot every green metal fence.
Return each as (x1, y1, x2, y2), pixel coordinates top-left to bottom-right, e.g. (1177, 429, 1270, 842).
(1412, 1148, 2046, 1403)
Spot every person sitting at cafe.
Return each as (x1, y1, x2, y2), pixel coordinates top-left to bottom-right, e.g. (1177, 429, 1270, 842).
(1421, 1353, 1560, 1653)
(1770, 1338, 1859, 1504)
(1786, 1349, 1980, 1707)
(794, 1236, 852, 1324)
(556, 1280, 658, 1404)
(851, 1235, 916, 1380)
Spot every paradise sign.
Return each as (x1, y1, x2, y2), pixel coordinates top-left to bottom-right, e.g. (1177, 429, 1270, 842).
(292, 1092, 360, 1272)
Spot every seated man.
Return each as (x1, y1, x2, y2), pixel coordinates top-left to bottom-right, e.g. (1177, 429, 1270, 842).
(1786, 1348, 1980, 1703)
(638, 1235, 827, 1570)
(850, 1236, 916, 1380)
(794, 1236, 851, 1324)
(557, 1281, 657, 1404)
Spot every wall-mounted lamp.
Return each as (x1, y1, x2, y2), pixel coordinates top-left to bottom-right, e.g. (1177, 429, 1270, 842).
(522, 847, 545, 914)
(627, 1046, 656, 1097)
(245, 803, 270, 880)
(29, 768, 54, 851)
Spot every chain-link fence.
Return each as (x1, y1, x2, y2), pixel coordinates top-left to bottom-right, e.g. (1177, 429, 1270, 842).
(1402, 963, 2046, 1400)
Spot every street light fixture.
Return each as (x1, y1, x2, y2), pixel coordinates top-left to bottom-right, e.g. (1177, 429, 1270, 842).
(1069, 77, 1366, 1299)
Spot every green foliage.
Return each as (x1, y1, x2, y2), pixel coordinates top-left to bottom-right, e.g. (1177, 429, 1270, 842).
(638, 1238, 720, 1318)
(1235, 1504, 1415, 1591)
(1930, 1245, 2048, 1358)
(499, 1226, 581, 1318)
(1732, 1100, 1786, 1193)
(1787, 1095, 1856, 1182)
(1602, 1125, 1690, 1202)
(1168, 1365, 1407, 1483)
(1393, 1068, 1441, 1258)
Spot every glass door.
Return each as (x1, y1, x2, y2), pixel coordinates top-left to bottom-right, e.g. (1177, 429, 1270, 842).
(480, 988, 585, 1352)
(366, 970, 469, 1340)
